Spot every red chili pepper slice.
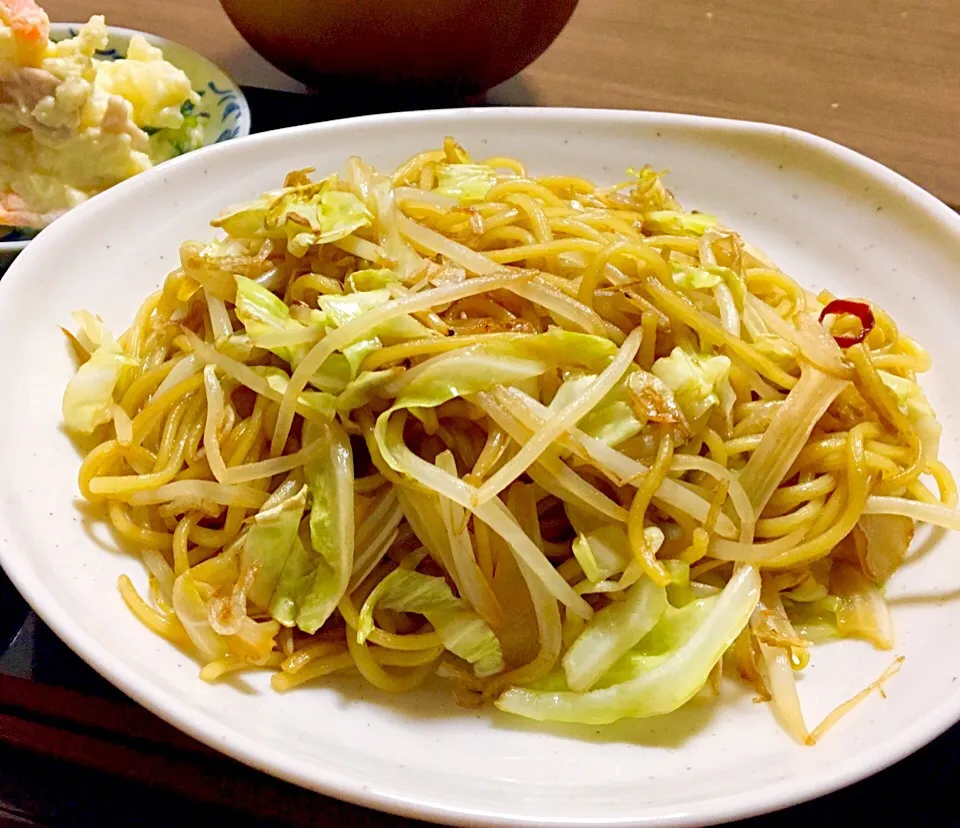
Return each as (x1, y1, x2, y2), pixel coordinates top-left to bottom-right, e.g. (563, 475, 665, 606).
(818, 298, 875, 349)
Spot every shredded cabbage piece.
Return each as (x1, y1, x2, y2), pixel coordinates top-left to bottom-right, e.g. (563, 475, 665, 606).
(435, 163, 498, 202)
(242, 480, 308, 610)
(652, 347, 731, 423)
(213, 179, 372, 257)
(562, 576, 667, 692)
(358, 563, 504, 677)
(496, 566, 761, 724)
(62, 312, 136, 433)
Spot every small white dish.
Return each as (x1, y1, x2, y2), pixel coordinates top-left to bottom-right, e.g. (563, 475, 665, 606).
(1, 108, 960, 827)
(0, 22, 251, 272)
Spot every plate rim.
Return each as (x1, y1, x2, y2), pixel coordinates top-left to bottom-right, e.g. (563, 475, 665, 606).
(1, 105, 960, 827)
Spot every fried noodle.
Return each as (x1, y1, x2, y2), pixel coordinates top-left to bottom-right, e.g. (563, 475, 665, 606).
(61, 141, 957, 741)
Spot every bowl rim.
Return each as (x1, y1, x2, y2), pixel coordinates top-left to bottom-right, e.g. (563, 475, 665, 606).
(3, 106, 960, 828)
(0, 21, 251, 254)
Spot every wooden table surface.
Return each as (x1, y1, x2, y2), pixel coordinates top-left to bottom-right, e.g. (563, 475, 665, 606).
(47, 0, 960, 206)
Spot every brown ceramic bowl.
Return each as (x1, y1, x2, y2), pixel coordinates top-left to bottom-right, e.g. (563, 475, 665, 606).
(218, 0, 579, 96)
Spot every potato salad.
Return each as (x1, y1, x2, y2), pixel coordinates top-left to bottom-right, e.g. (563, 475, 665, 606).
(0, 0, 202, 230)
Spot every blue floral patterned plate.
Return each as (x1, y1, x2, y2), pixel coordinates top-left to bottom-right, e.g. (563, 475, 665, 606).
(0, 22, 251, 271)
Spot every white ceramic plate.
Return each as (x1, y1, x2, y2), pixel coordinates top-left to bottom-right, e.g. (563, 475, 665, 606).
(1, 108, 960, 827)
